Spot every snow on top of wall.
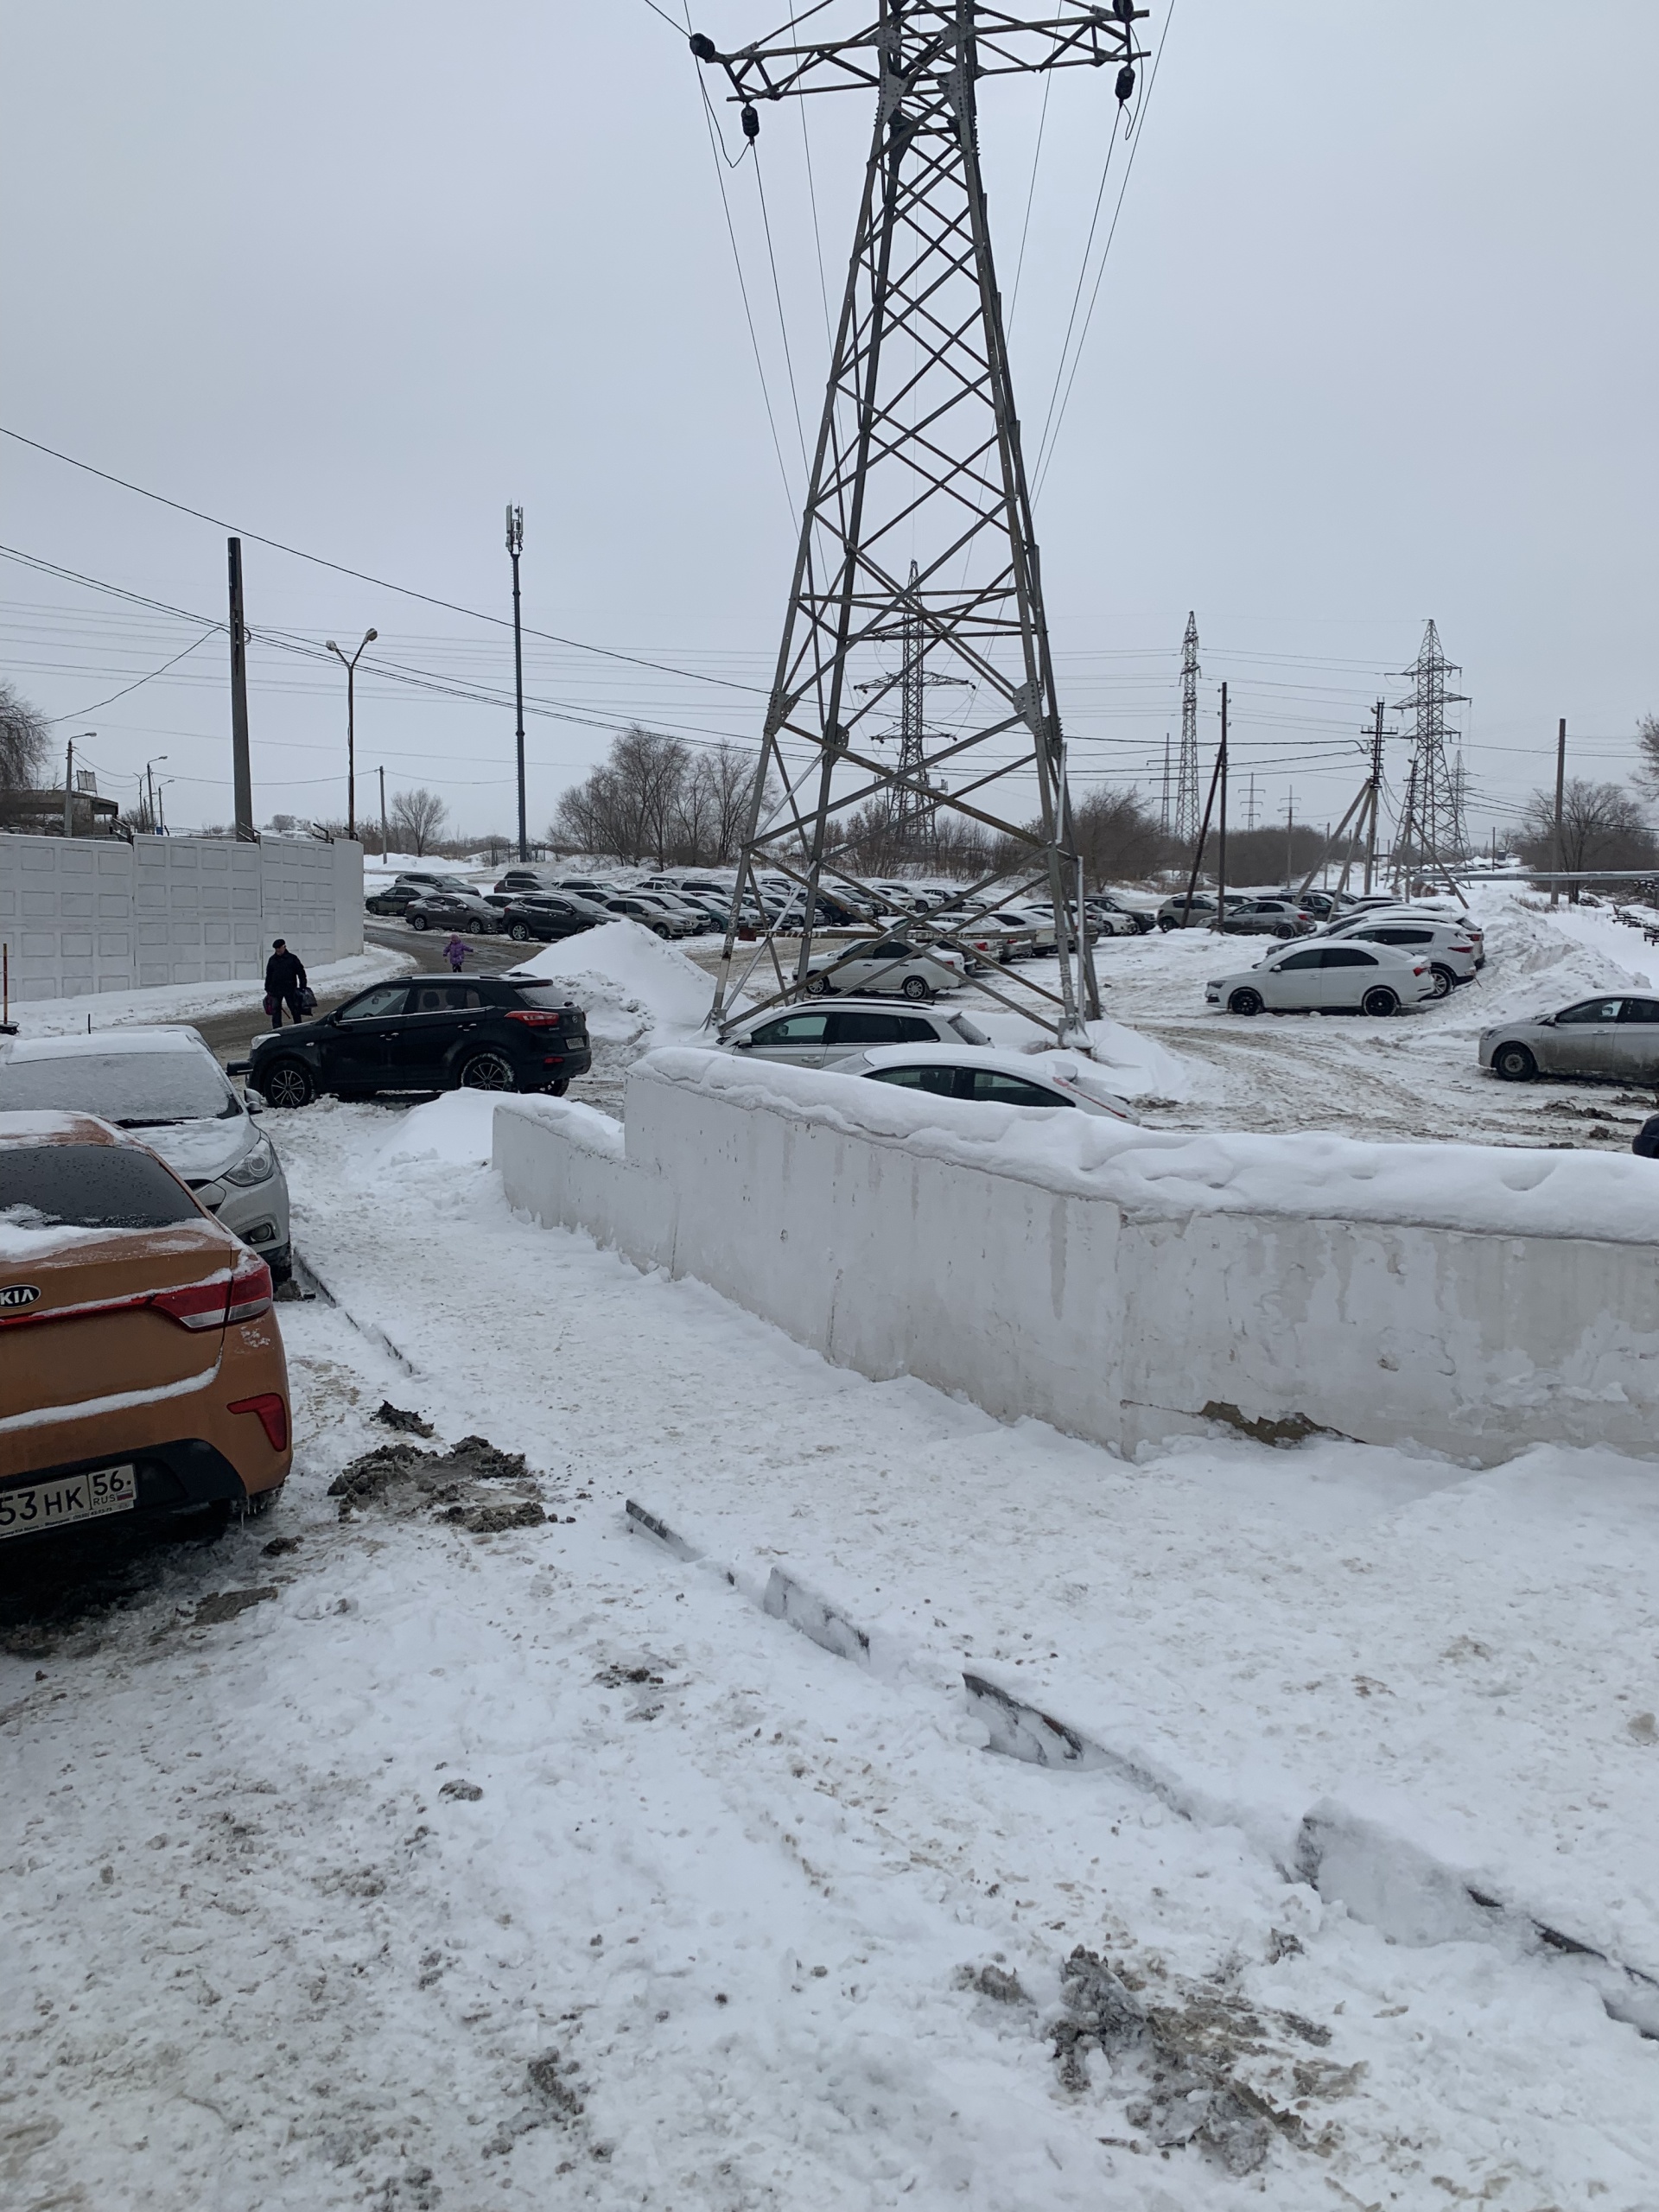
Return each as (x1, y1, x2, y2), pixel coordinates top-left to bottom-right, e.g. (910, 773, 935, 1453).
(636, 1045, 1659, 1244)
(504, 920, 719, 1048)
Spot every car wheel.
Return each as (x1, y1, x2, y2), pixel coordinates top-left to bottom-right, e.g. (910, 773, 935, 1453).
(900, 975, 932, 1001)
(1158, 913, 1179, 931)
(459, 1050, 518, 1092)
(543, 1076, 571, 1096)
(1228, 988, 1263, 1016)
(804, 973, 832, 996)
(1274, 923, 1297, 939)
(1361, 985, 1400, 1017)
(653, 924, 672, 939)
(1427, 963, 1456, 999)
(467, 918, 486, 935)
(508, 921, 531, 942)
(1492, 1041, 1537, 1082)
(260, 1058, 315, 1109)
(408, 913, 429, 931)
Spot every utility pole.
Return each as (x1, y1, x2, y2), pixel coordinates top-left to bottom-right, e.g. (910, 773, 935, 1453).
(1160, 734, 1172, 837)
(62, 736, 74, 838)
(1364, 700, 1385, 893)
(1551, 716, 1567, 907)
(378, 765, 389, 861)
(325, 629, 378, 842)
(1243, 772, 1257, 832)
(506, 505, 527, 861)
(227, 537, 255, 840)
(1213, 682, 1230, 930)
(1283, 787, 1294, 886)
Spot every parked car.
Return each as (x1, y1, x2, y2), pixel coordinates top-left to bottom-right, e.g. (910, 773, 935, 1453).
(499, 895, 602, 944)
(1479, 994, 1659, 1083)
(1090, 893, 1159, 934)
(1205, 941, 1436, 1017)
(600, 895, 680, 938)
(1320, 914, 1479, 998)
(493, 868, 563, 899)
(0, 1111, 289, 1541)
(365, 871, 472, 916)
(231, 976, 591, 1105)
(1157, 892, 1249, 930)
(721, 998, 993, 1067)
(1218, 898, 1318, 938)
(1084, 902, 1142, 938)
(803, 936, 965, 1001)
(1363, 905, 1486, 969)
(0, 1027, 293, 1281)
(404, 888, 502, 934)
(1263, 888, 1359, 922)
(835, 1044, 1139, 1121)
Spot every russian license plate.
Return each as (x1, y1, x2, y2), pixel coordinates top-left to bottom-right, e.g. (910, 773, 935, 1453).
(0, 1463, 137, 1540)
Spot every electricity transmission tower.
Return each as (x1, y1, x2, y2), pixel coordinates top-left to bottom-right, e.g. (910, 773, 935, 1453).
(1393, 619, 1469, 889)
(697, 1, 1146, 1046)
(855, 560, 970, 848)
(1173, 610, 1201, 845)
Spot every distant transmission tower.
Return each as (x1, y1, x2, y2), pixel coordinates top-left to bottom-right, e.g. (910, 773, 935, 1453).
(1174, 612, 1201, 844)
(855, 561, 969, 849)
(698, 3, 1146, 1046)
(1393, 619, 1470, 885)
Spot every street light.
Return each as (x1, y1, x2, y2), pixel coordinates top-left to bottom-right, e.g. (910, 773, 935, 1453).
(141, 755, 168, 836)
(505, 506, 526, 861)
(325, 628, 378, 841)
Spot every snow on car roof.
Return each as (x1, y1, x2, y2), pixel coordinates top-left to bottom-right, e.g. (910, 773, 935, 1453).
(0, 1109, 122, 1145)
(0, 1027, 210, 1062)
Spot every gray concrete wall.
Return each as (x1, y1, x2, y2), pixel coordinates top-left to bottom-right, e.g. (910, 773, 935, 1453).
(0, 835, 363, 1001)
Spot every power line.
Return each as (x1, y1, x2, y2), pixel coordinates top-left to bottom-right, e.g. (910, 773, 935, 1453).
(43, 626, 219, 721)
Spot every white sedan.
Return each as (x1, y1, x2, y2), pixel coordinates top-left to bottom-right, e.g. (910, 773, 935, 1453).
(1205, 939, 1436, 1017)
(835, 1043, 1140, 1120)
(804, 937, 965, 1000)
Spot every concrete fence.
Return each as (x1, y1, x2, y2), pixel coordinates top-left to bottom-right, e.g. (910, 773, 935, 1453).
(494, 1048, 1659, 1466)
(0, 835, 362, 1001)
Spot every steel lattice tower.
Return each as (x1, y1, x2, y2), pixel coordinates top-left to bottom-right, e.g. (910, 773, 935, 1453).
(1174, 609, 1201, 845)
(1393, 619, 1470, 881)
(856, 559, 971, 847)
(698, 1, 1145, 1046)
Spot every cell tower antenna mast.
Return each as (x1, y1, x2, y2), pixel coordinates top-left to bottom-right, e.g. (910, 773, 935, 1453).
(697, 1, 1147, 1046)
(1174, 611, 1201, 845)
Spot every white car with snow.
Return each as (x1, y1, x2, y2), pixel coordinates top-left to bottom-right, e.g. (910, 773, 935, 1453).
(833, 1043, 1140, 1120)
(1319, 912, 1481, 997)
(721, 999, 992, 1066)
(803, 936, 965, 1000)
(1205, 940, 1436, 1018)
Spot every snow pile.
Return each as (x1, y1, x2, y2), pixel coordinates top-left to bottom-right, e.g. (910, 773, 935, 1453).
(1081, 1013, 1198, 1101)
(1462, 891, 1651, 1025)
(638, 1043, 1659, 1243)
(504, 921, 720, 1068)
(371, 1089, 502, 1169)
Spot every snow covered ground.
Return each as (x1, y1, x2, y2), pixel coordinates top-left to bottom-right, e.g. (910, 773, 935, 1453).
(5, 1079, 1658, 2209)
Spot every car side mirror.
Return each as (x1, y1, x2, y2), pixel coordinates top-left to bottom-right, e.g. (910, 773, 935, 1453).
(734, 1037, 753, 1050)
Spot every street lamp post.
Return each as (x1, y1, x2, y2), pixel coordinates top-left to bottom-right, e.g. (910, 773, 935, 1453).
(141, 755, 168, 836)
(506, 506, 526, 861)
(325, 629, 378, 841)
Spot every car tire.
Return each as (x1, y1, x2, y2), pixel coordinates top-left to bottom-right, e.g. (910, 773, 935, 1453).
(467, 918, 486, 935)
(260, 1058, 315, 1109)
(508, 921, 531, 942)
(1427, 963, 1456, 999)
(1274, 923, 1297, 939)
(408, 913, 429, 931)
(1228, 988, 1263, 1016)
(1492, 1041, 1537, 1082)
(543, 1077, 571, 1096)
(804, 973, 833, 996)
(900, 976, 932, 1001)
(1361, 986, 1400, 1017)
(653, 925, 672, 939)
(459, 1050, 518, 1092)
(1158, 913, 1178, 931)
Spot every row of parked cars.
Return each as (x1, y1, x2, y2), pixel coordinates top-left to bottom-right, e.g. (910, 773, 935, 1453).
(1203, 897, 1487, 1018)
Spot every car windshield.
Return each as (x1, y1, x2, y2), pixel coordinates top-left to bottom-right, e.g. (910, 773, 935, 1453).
(0, 1047, 240, 1126)
(0, 1145, 202, 1230)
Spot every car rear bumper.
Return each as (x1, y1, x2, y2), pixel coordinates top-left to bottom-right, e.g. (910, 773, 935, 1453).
(0, 1437, 280, 1545)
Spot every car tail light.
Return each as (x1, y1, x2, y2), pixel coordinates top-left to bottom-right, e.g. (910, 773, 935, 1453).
(226, 1255, 273, 1324)
(150, 1274, 233, 1331)
(228, 1393, 289, 1451)
(1452, 943, 1473, 953)
(1413, 964, 1427, 975)
(506, 1009, 564, 1027)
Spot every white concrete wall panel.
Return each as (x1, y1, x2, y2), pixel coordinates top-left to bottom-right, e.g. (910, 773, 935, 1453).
(495, 1058, 1659, 1468)
(0, 835, 363, 1000)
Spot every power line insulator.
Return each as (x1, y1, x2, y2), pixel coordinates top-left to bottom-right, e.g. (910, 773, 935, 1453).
(741, 102, 760, 139)
(1111, 0, 1135, 19)
(689, 31, 717, 60)
(1115, 62, 1135, 102)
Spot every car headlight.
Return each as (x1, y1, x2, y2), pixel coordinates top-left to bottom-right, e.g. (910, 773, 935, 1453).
(222, 1134, 277, 1188)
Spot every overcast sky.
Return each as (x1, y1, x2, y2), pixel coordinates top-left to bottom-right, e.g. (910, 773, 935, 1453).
(3, 0, 1655, 850)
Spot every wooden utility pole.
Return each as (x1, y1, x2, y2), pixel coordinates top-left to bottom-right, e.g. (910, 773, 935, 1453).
(378, 766, 389, 860)
(1213, 681, 1230, 930)
(228, 538, 255, 840)
(62, 737, 74, 838)
(1550, 717, 1567, 907)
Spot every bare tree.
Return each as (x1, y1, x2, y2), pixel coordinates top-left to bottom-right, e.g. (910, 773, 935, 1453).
(387, 786, 448, 857)
(1517, 777, 1657, 901)
(0, 681, 50, 792)
(553, 727, 696, 865)
(1636, 713, 1659, 800)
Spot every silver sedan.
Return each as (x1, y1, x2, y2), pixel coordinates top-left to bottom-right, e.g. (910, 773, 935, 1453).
(1480, 994, 1659, 1082)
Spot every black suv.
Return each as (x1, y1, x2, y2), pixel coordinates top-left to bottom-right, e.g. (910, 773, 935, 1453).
(231, 977, 591, 1107)
(499, 894, 602, 944)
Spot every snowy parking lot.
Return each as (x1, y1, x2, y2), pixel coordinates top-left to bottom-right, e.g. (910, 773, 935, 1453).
(5, 892, 1659, 2209)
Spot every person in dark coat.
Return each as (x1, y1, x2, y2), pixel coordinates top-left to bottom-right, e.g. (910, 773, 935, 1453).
(264, 939, 308, 1027)
(1633, 1114, 1659, 1159)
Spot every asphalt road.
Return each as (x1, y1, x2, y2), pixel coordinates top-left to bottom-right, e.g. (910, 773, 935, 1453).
(191, 919, 527, 1068)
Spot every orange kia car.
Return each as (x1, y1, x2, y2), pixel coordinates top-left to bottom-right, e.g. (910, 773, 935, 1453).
(0, 1110, 291, 1545)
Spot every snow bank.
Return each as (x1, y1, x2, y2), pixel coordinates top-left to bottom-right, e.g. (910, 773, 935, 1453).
(505, 920, 716, 1053)
(1081, 1013, 1198, 1101)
